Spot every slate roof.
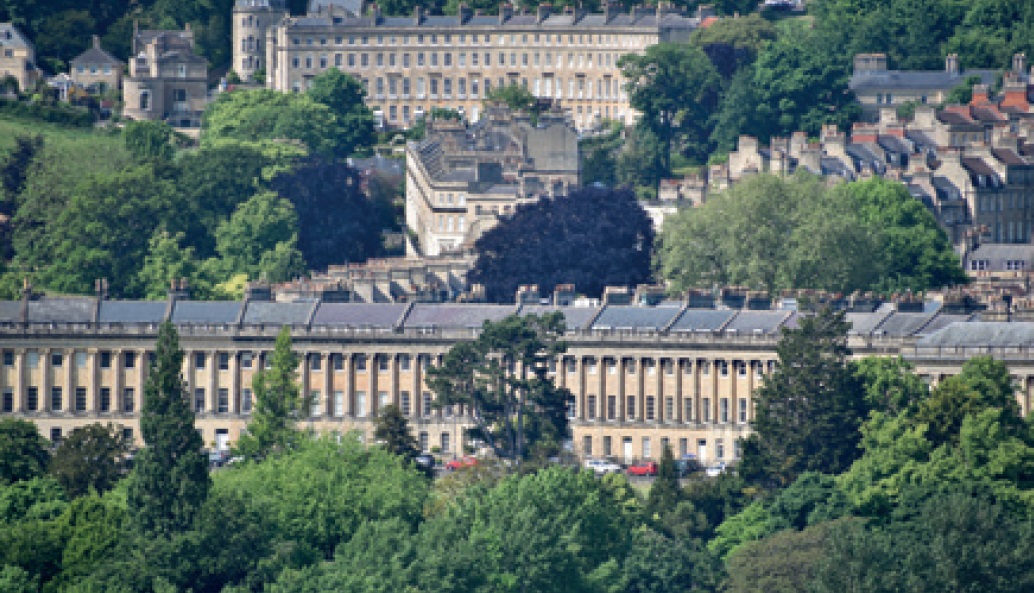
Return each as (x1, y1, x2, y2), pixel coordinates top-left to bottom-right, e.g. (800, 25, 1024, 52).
(27, 298, 95, 323)
(242, 302, 314, 325)
(846, 310, 893, 335)
(850, 70, 996, 92)
(171, 301, 241, 324)
(917, 322, 1034, 348)
(966, 243, 1034, 267)
(97, 301, 166, 324)
(312, 302, 407, 327)
(519, 305, 599, 330)
(403, 303, 514, 328)
(592, 305, 682, 330)
(724, 310, 793, 334)
(0, 23, 34, 50)
(873, 311, 937, 337)
(308, 0, 362, 15)
(0, 301, 23, 323)
(916, 313, 975, 336)
(668, 309, 736, 333)
(290, 10, 696, 30)
(71, 45, 122, 66)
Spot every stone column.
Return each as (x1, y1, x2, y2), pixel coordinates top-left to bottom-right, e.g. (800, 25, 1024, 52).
(675, 358, 684, 423)
(323, 351, 333, 416)
(369, 353, 379, 416)
(40, 348, 51, 412)
(617, 357, 626, 422)
(229, 351, 240, 414)
(299, 352, 311, 417)
(65, 351, 74, 411)
(13, 348, 24, 413)
(87, 349, 98, 412)
(597, 357, 605, 422)
(345, 353, 355, 417)
(136, 348, 147, 414)
(390, 353, 399, 407)
(112, 349, 124, 415)
(183, 349, 194, 407)
(655, 357, 664, 422)
(412, 353, 422, 418)
(208, 351, 219, 414)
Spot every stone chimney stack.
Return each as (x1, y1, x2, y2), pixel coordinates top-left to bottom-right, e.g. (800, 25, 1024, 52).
(500, 2, 514, 23)
(1013, 52, 1027, 76)
(458, 2, 473, 23)
(945, 53, 959, 75)
(537, 3, 551, 23)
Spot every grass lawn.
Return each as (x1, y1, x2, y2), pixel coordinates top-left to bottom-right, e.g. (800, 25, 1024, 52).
(0, 115, 131, 181)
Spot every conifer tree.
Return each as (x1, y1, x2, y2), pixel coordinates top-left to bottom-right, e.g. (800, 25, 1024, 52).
(127, 321, 210, 536)
(738, 308, 868, 490)
(235, 326, 302, 460)
(647, 443, 682, 520)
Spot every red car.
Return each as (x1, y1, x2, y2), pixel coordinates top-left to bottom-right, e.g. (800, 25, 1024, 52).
(445, 456, 478, 471)
(626, 461, 658, 476)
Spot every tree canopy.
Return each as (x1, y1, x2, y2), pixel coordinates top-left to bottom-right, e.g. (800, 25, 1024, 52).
(426, 313, 573, 463)
(656, 174, 965, 295)
(469, 187, 654, 303)
(48, 423, 130, 498)
(235, 326, 303, 461)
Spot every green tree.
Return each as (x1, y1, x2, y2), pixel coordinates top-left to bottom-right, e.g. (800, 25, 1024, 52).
(646, 444, 681, 522)
(48, 423, 130, 498)
(202, 89, 356, 159)
(411, 467, 631, 593)
(853, 356, 930, 415)
(235, 326, 303, 460)
(426, 313, 573, 463)
(0, 565, 37, 593)
(127, 321, 210, 537)
(835, 178, 966, 292)
(622, 528, 721, 593)
(0, 134, 44, 212)
(137, 231, 213, 301)
(306, 69, 377, 158)
(214, 190, 302, 281)
(122, 120, 175, 163)
(485, 84, 541, 117)
(0, 418, 50, 485)
(374, 404, 423, 466)
(619, 43, 722, 168)
(218, 436, 429, 559)
(35, 164, 177, 296)
(914, 355, 1024, 448)
(725, 519, 852, 593)
(738, 309, 868, 489)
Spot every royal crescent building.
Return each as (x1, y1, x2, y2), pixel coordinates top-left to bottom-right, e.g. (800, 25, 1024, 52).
(2, 285, 1034, 464)
(233, 0, 701, 130)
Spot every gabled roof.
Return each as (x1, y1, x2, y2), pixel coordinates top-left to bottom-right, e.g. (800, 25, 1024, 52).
(27, 297, 95, 324)
(403, 303, 513, 329)
(850, 69, 996, 92)
(591, 305, 682, 331)
(0, 23, 34, 51)
(97, 301, 165, 324)
(242, 301, 313, 325)
(918, 322, 1034, 348)
(312, 302, 407, 327)
(71, 45, 122, 67)
(668, 309, 736, 333)
(171, 301, 242, 324)
(519, 304, 599, 331)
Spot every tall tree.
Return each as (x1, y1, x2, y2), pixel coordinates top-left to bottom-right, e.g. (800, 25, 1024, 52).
(268, 158, 393, 270)
(469, 187, 654, 303)
(306, 69, 377, 158)
(235, 326, 303, 460)
(127, 321, 210, 536)
(0, 418, 50, 485)
(374, 404, 421, 461)
(426, 313, 573, 463)
(48, 423, 130, 498)
(619, 43, 722, 167)
(646, 443, 681, 522)
(738, 308, 868, 489)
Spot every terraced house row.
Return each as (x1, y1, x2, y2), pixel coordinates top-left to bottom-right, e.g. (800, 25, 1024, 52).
(234, 0, 702, 130)
(2, 285, 1034, 464)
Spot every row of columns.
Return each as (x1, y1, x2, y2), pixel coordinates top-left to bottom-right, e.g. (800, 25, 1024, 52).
(5, 348, 147, 414)
(558, 356, 771, 426)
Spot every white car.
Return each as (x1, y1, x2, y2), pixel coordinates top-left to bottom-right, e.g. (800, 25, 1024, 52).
(585, 458, 623, 476)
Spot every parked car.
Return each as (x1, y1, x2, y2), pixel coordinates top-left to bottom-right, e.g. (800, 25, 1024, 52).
(414, 453, 436, 470)
(675, 457, 703, 477)
(445, 456, 478, 471)
(705, 462, 730, 477)
(208, 449, 230, 468)
(584, 458, 623, 476)
(626, 461, 659, 476)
